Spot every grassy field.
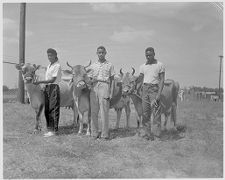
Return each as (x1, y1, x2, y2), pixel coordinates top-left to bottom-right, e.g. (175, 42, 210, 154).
(3, 98, 223, 178)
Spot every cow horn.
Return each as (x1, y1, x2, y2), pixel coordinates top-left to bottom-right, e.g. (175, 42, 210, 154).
(84, 60, 92, 69)
(66, 61, 73, 70)
(15, 63, 22, 70)
(120, 68, 123, 75)
(131, 67, 135, 75)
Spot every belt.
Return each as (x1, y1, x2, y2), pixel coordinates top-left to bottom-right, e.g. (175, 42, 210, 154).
(143, 83, 158, 86)
(96, 80, 109, 84)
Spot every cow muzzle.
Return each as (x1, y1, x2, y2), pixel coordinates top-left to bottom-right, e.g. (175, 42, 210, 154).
(24, 75, 34, 83)
(76, 80, 86, 89)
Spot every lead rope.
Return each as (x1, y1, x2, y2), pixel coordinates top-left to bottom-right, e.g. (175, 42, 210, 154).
(131, 91, 165, 122)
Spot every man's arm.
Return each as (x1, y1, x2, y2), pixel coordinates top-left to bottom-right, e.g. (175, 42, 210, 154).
(34, 77, 56, 85)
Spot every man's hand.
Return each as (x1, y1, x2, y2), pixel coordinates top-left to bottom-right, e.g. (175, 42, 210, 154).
(109, 93, 113, 100)
(33, 81, 40, 85)
(151, 94, 160, 108)
(132, 89, 137, 94)
(155, 94, 160, 101)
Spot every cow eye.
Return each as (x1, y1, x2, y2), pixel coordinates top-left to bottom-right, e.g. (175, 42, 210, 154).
(21, 70, 26, 74)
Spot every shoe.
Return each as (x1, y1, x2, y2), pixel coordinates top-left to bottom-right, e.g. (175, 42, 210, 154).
(44, 131, 55, 137)
(100, 136, 110, 141)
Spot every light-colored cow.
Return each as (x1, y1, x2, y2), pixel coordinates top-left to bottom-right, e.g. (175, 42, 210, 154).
(64, 61, 123, 135)
(121, 68, 179, 130)
(210, 95, 219, 101)
(15, 63, 76, 133)
(179, 89, 184, 101)
(119, 68, 143, 128)
(64, 61, 92, 135)
(111, 74, 131, 129)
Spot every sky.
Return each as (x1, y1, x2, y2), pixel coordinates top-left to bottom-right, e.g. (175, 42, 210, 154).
(2, 1, 223, 89)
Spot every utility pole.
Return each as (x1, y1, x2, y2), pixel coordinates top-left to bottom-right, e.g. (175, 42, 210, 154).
(18, 3, 26, 103)
(218, 55, 223, 100)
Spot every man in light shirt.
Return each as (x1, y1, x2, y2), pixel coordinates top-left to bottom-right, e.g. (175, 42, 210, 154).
(88, 46, 115, 140)
(136, 47, 165, 140)
(34, 48, 62, 137)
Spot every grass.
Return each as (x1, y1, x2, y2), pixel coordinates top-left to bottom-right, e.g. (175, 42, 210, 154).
(3, 98, 223, 178)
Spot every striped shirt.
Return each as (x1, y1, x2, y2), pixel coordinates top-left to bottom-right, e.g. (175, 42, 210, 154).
(88, 60, 115, 83)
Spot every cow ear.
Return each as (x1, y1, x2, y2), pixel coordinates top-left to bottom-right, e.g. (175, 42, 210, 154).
(63, 70, 72, 75)
(86, 69, 92, 74)
(33, 64, 41, 71)
(15, 64, 22, 70)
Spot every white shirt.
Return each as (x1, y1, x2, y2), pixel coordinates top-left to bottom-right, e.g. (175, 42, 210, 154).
(45, 60, 62, 84)
(88, 60, 115, 83)
(139, 60, 165, 84)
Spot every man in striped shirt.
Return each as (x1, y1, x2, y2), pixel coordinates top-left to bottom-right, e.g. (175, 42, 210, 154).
(88, 46, 115, 140)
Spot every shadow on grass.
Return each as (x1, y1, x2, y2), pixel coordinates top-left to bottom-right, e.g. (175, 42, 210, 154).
(159, 125, 187, 141)
(57, 124, 78, 135)
(109, 127, 138, 139)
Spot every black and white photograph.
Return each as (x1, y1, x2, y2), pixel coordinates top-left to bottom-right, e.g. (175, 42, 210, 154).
(2, 1, 223, 178)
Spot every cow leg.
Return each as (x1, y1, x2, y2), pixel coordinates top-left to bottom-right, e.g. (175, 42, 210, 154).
(139, 115, 143, 128)
(78, 112, 84, 135)
(74, 99, 83, 135)
(137, 114, 143, 128)
(34, 104, 44, 134)
(72, 102, 79, 128)
(171, 103, 177, 128)
(125, 103, 131, 128)
(115, 109, 122, 129)
(136, 113, 140, 128)
(86, 108, 91, 136)
(163, 113, 169, 130)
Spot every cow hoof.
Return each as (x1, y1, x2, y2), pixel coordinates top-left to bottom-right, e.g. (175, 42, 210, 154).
(33, 129, 41, 134)
(86, 132, 91, 136)
(78, 132, 82, 136)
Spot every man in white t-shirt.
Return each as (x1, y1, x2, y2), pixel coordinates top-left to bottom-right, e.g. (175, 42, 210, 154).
(34, 48, 62, 137)
(136, 47, 165, 140)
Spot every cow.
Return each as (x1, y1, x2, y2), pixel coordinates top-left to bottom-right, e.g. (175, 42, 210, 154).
(178, 89, 184, 101)
(121, 68, 179, 130)
(15, 63, 76, 134)
(119, 68, 143, 128)
(64, 61, 123, 135)
(64, 61, 92, 136)
(111, 74, 131, 129)
(210, 95, 219, 102)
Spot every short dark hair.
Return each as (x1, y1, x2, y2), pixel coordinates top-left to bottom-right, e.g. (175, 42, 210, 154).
(47, 48, 57, 56)
(145, 47, 155, 53)
(97, 46, 106, 52)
